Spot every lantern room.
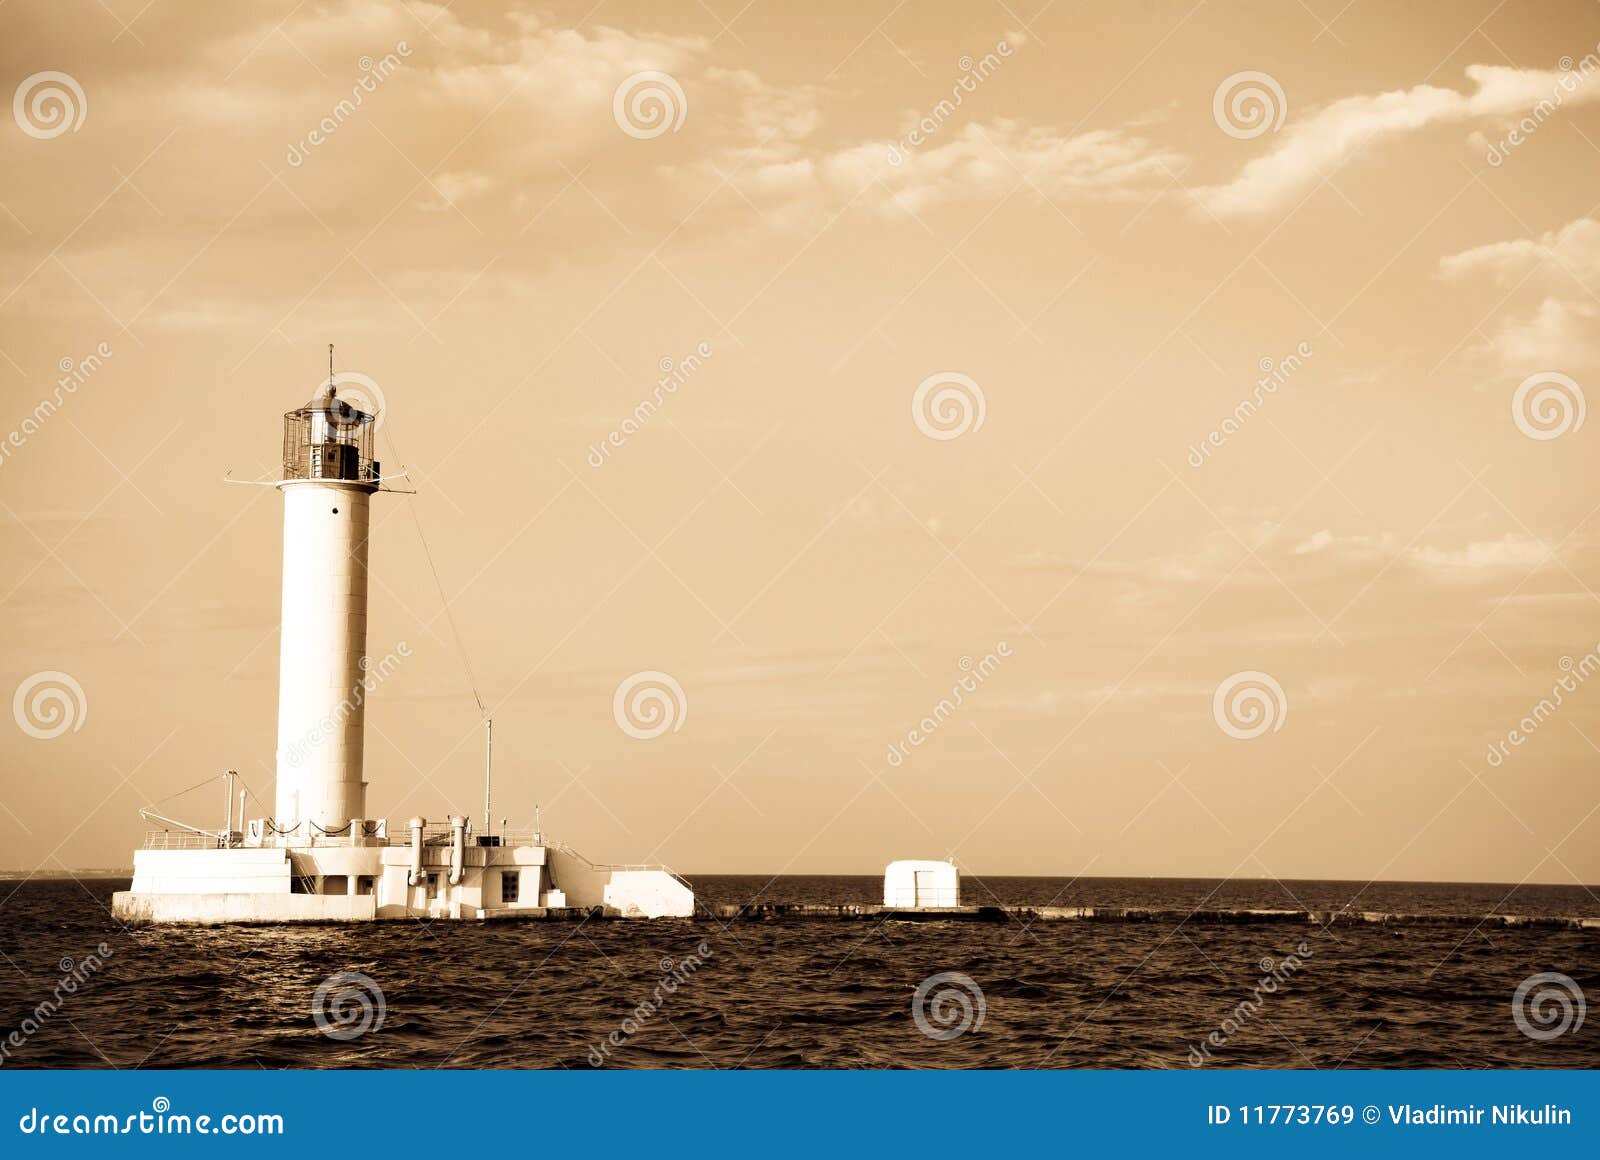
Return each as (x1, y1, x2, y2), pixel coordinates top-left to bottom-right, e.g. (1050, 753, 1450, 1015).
(281, 384, 379, 485)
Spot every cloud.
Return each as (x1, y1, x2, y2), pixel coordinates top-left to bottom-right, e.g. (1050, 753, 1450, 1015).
(1197, 65, 1600, 218)
(1439, 217, 1600, 369)
(721, 119, 1184, 221)
(1438, 216, 1600, 284)
(1480, 297, 1599, 371)
(1409, 533, 1549, 575)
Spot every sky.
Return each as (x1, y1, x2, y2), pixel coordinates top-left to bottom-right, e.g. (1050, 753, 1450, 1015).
(1, 0, 1598, 888)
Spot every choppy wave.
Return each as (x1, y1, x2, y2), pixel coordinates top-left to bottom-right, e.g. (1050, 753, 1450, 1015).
(0, 877, 1594, 1069)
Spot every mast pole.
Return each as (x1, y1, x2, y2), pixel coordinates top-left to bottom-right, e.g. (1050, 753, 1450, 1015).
(484, 717, 493, 840)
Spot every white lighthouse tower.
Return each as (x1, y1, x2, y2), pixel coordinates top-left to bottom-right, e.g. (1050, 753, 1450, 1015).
(111, 360, 692, 923)
(271, 382, 380, 839)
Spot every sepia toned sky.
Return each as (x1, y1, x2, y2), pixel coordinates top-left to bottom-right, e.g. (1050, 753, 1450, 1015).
(1, 0, 1598, 889)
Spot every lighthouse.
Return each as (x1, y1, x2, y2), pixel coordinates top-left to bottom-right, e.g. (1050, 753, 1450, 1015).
(111, 361, 693, 923)
(272, 382, 380, 838)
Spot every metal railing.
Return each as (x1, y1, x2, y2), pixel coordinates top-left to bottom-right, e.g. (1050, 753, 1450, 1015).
(141, 831, 228, 850)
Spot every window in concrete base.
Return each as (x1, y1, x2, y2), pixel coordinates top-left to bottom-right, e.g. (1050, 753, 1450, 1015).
(500, 870, 520, 904)
(291, 875, 312, 894)
(323, 875, 348, 896)
(355, 875, 375, 896)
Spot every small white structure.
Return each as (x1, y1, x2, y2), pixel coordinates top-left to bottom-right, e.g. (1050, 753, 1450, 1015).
(883, 859, 959, 908)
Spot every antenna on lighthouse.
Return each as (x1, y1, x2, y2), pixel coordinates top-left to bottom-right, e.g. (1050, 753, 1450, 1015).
(483, 717, 493, 841)
(328, 343, 335, 391)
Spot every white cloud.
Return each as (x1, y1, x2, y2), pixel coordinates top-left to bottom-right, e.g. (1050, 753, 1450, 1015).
(1438, 216, 1600, 284)
(1197, 65, 1600, 218)
(1409, 533, 1549, 575)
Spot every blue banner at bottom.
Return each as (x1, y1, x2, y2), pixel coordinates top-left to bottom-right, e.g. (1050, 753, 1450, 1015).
(3, 1070, 1594, 1156)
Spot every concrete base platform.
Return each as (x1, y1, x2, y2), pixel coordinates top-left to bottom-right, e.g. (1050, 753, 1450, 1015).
(704, 902, 1600, 928)
(112, 891, 376, 925)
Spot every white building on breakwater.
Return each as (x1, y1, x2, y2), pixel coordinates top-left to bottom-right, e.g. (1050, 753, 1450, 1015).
(111, 377, 692, 924)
